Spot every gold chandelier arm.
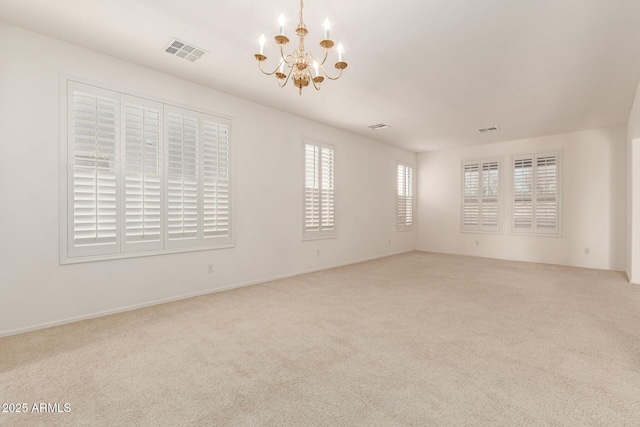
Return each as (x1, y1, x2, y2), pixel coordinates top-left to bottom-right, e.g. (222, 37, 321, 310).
(278, 65, 294, 88)
(317, 48, 329, 66)
(258, 59, 283, 76)
(318, 63, 344, 81)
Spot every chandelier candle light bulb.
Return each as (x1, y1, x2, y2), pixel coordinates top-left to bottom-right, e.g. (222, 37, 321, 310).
(254, 0, 348, 95)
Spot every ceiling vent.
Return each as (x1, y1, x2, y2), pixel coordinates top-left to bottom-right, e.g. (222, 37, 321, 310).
(368, 123, 391, 130)
(165, 39, 206, 62)
(478, 126, 500, 133)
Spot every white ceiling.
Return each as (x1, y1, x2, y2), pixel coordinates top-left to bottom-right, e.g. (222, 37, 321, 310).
(2, 0, 640, 152)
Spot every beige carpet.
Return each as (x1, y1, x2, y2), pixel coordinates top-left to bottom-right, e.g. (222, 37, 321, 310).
(1, 252, 640, 426)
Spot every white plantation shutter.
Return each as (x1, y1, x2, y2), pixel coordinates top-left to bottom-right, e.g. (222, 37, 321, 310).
(165, 106, 199, 248)
(535, 155, 558, 233)
(67, 82, 120, 257)
(62, 79, 233, 262)
(305, 144, 320, 232)
(481, 161, 499, 231)
(512, 153, 560, 235)
(462, 159, 500, 232)
(513, 157, 533, 231)
(201, 116, 231, 244)
(122, 96, 163, 252)
(321, 147, 335, 231)
(304, 140, 336, 239)
(462, 163, 480, 230)
(397, 163, 414, 230)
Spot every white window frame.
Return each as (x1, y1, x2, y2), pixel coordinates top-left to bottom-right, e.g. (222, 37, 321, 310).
(511, 151, 561, 236)
(302, 138, 337, 240)
(396, 162, 415, 231)
(461, 157, 502, 233)
(59, 76, 234, 264)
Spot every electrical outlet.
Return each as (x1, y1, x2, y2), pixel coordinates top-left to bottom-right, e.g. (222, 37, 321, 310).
(475, 240, 479, 246)
(388, 239, 391, 246)
(208, 264, 214, 273)
(584, 248, 590, 255)
(316, 249, 320, 256)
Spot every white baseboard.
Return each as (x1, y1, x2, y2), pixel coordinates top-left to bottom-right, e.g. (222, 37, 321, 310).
(0, 250, 414, 338)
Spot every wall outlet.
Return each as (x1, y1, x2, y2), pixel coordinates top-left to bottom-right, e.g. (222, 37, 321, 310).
(316, 249, 320, 256)
(208, 264, 214, 273)
(475, 240, 479, 246)
(584, 248, 590, 255)
(388, 239, 391, 246)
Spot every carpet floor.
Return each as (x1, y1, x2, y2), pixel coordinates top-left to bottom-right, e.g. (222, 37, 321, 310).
(1, 252, 640, 426)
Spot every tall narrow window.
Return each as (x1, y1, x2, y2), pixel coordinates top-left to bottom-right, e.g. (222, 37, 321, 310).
(67, 82, 120, 257)
(397, 163, 414, 230)
(122, 95, 163, 252)
(461, 158, 500, 232)
(165, 106, 199, 248)
(304, 140, 335, 239)
(512, 152, 560, 235)
(201, 117, 231, 243)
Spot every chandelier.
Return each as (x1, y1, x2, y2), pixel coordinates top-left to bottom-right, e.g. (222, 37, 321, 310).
(254, 0, 348, 95)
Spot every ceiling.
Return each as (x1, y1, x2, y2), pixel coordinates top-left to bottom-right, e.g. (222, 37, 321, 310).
(2, 0, 640, 152)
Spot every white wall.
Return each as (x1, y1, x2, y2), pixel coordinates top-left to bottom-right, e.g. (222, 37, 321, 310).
(416, 127, 627, 271)
(626, 81, 640, 283)
(0, 23, 416, 336)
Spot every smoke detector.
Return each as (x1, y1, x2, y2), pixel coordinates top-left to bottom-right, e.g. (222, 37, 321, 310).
(165, 39, 206, 62)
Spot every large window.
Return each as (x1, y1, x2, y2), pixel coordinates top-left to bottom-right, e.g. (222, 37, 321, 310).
(512, 152, 560, 235)
(61, 80, 232, 263)
(461, 158, 500, 232)
(396, 163, 414, 231)
(304, 140, 336, 239)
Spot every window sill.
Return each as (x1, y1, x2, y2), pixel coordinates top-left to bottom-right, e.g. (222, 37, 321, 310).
(60, 242, 235, 265)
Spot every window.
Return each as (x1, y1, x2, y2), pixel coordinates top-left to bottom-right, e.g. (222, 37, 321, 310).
(461, 158, 500, 232)
(396, 163, 414, 231)
(62, 80, 232, 263)
(304, 140, 335, 239)
(512, 152, 560, 235)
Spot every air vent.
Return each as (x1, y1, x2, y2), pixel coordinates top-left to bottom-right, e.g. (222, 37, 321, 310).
(478, 126, 500, 133)
(368, 123, 391, 130)
(165, 39, 206, 62)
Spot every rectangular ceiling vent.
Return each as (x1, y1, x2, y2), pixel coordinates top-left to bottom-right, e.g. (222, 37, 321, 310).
(165, 39, 206, 62)
(478, 126, 500, 133)
(368, 123, 391, 130)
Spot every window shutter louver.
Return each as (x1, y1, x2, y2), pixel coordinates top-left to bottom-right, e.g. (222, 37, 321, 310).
(68, 82, 120, 257)
(304, 141, 336, 239)
(166, 107, 199, 248)
(201, 116, 231, 244)
(397, 163, 414, 230)
(122, 96, 163, 252)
